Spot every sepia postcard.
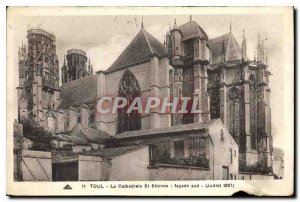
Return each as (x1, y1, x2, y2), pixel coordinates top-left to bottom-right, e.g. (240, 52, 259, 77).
(6, 6, 294, 196)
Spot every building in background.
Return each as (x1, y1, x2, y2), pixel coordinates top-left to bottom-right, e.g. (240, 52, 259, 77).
(61, 49, 93, 84)
(17, 29, 60, 131)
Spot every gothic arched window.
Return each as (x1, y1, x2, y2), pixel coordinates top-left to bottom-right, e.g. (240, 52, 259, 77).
(64, 113, 69, 130)
(89, 105, 95, 126)
(249, 74, 258, 149)
(117, 70, 141, 134)
(210, 90, 220, 119)
(228, 87, 242, 144)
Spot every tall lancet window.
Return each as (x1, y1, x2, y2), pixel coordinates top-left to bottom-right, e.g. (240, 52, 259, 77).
(249, 74, 258, 149)
(228, 87, 242, 144)
(89, 105, 95, 126)
(117, 70, 141, 134)
(210, 90, 220, 119)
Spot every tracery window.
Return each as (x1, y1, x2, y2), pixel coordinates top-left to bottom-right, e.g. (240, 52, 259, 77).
(64, 113, 69, 130)
(249, 74, 258, 149)
(210, 90, 220, 119)
(228, 87, 242, 144)
(117, 70, 141, 134)
(89, 106, 95, 125)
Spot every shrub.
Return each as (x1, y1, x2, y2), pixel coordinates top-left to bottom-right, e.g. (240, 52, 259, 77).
(21, 119, 53, 151)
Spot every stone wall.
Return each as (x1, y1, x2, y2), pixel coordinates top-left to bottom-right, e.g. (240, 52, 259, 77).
(109, 146, 149, 181)
(78, 155, 108, 181)
(97, 56, 171, 136)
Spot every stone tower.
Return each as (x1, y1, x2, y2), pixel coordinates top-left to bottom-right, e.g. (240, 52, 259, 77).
(166, 18, 210, 125)
(61, 49, 93, 84)
(17, 29, 60, 130)
(207, 29, 273, 173)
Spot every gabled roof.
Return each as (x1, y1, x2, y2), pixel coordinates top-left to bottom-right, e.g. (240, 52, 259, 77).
(209, 32, 246, 64)
(56, 123, 113, 144)
(178, 21, 209, 41)
(52, 151, 79, 164)
(107, 28, 167, 72)
(80, 127, 112, 144)
(51, 145, 146, 163)
(57, 134, 90, 146)
(84, 145, 146, 159)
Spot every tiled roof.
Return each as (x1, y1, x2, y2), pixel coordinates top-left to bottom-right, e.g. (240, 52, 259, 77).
(84, 145, 146, 159)
(52, 151, 79, 164)
(116, 122, 208, 139)
(59, 74, 98, 108)
(56, 123, 113, 144)
(107, 28, 167, 72)
(178, 21, 209, 41)
(208, 32, 246, 64)
(57, 134, 90, 146)
(52, 145, 146, 163)
(79, 127, 112, 144)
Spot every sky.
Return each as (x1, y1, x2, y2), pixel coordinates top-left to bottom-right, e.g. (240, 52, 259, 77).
(9, 13, 285, 149)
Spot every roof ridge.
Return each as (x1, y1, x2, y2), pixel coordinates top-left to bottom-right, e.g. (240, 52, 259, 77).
(225, 33, 231, 61)
(209, 32, 231, 42)
(226, 33, 242, 60)
(230, 33, 242, 59)
(107, 28, 166, 71)
(141, 29, 154, 54)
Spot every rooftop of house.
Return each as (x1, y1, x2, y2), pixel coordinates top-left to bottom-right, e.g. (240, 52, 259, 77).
(115, 119, 238, 149)
(54, 123, 113, 145)
(52, 145, 146, 163)
(115, 121, 209, 139)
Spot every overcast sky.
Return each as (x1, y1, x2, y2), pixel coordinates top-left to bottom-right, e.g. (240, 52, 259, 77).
(10, 13, 285, 149)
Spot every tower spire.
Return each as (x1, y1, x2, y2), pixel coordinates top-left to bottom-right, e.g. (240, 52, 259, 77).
(242, 29, 247, 60)
(190, 14, 192, 21)
(230, 22, 232, 33)
(221, 36, 226, 62)
(141, 17, 144, 29)
(254, 51, 256, 62)
(257, 33, 261, 61)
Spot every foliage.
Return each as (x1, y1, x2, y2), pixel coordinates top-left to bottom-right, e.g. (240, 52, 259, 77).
(150, 151, 210, 169)
(240, 164, 273, 175)
(21, 119, 53, 151)
(103, 137, 120, 148)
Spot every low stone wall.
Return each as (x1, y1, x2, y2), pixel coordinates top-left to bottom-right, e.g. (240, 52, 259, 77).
(239, 173, 274, 180)
(78, 155, 106, 181)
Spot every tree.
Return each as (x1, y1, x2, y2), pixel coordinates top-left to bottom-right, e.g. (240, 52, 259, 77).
(21, 119, 53, 151)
